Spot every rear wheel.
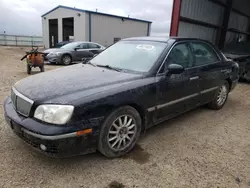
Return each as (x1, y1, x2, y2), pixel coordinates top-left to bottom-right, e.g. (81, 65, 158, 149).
(61, 54, 72, 65)
(98, 106, 141, 158)
(208, 81, 229, 110)
(40, 65, 44, 72)
(243, 70, 250, 82)
(27, 64, 31, 74)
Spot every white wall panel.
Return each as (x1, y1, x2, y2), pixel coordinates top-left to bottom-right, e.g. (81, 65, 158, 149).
(91, 14, 149, 46)
(42, 7, 86, 48)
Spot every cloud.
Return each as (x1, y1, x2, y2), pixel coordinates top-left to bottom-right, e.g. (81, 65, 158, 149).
(0, 0, 173, 36)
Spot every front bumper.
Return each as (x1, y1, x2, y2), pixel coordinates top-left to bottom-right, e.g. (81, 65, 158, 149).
(4, 97, 98, 157)
(45, 55, 61, 63)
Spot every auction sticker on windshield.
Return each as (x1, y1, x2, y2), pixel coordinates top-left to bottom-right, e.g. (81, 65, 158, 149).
(136, 44, 155, 51)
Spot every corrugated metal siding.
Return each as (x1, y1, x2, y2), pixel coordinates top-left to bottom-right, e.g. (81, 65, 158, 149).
(226, 31, 248, 44)
(232, 0, 250, 16)
(180, 0, 224, 25)
(228, 11, 249, 32)
(91, 14, 148, 46)
(216, 0, 227, 3)
(178, 22, 218, 43)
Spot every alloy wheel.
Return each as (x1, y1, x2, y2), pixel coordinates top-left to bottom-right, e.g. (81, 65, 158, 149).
(63, 56, 71, 65)
(107, 115, 137, 151)
(217, 85, 228, 106)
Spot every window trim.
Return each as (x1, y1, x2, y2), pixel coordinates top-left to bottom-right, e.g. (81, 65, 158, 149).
(190, 41, 221, 68)
(157, 41, 194, 75)
(88, 43, 101, 49)
(80, 43, 89, 49)
(156, 40, 222, 75)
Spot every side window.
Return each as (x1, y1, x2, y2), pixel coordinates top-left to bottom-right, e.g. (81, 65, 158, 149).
(167, 43, 193, 68)
(80, 43, 89, 49)
(88, 43, 100, 49)
(192, 42, 220, 66)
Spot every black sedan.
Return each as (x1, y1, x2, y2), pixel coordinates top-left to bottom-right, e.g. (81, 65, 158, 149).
(4, 37, 239, 157)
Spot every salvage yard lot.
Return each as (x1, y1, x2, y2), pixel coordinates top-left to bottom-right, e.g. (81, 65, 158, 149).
(0, 46, 249, 188)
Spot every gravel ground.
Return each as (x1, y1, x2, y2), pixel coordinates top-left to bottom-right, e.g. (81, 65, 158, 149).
(0, 46, 249, 188)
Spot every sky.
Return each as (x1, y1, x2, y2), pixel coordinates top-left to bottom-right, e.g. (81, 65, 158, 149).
(0, 0, 173, 37)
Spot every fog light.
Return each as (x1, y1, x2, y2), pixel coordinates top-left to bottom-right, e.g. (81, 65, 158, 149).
(40, 144, 47, 151)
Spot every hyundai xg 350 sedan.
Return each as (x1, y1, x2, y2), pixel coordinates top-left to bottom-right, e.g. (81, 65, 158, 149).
(4, 37, 239, 158)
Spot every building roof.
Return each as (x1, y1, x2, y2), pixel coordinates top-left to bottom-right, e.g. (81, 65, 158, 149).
(41, 5, 152, 23)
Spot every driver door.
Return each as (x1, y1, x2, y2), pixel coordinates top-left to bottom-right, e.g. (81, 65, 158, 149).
(155, 42, 201, 122)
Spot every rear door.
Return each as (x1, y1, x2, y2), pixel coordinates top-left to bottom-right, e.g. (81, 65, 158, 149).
(190, 42, 223, 104)
(88, 43, 104, 56)
(155, 42, 201, 122)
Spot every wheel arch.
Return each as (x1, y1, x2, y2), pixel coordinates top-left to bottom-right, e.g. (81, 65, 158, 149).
(225, 78, 232, 91)
(98, 103, 147, 133)
(61, 53, 72, 62)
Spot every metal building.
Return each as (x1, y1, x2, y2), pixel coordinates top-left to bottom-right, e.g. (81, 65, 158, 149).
(41, 5, 152, 48)
(170, 0, 250, 49)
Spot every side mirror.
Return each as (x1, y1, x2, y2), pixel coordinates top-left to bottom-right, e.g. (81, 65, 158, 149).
(74, 47, 80, 51)
(167, 64, 184, 74)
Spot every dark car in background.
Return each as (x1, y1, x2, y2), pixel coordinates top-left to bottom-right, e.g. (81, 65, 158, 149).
(223, 41, 250, 82)
(44, 41, 105, 65)
(4, 37, 239, 158)
(54, 41, 71, 48)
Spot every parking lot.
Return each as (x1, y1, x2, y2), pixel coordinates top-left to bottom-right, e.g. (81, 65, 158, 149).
(0, 46, 249, 188)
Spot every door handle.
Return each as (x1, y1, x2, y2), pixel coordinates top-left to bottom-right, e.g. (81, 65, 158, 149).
(189, 76, 199, 81)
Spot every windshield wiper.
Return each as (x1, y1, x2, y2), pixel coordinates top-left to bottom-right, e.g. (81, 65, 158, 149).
(82, 59, 97, 67)
(96, 65, 121, 72)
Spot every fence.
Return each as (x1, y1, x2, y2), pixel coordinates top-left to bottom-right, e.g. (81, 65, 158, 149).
(0, 34, 43, 47)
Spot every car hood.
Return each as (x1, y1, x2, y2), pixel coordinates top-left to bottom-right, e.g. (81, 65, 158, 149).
(14, 64, 142, 102)
(43, 48, 69, 53)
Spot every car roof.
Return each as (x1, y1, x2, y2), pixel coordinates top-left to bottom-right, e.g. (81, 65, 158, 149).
(71, 41, 103, 45)
(122, 36, 208, 43)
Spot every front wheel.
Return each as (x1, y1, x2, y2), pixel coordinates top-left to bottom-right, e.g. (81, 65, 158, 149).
(98, 106, 141, 158)
(61, 55, 72, 65)
(27, 64, 31, 74)
(208, 81, 229, 110)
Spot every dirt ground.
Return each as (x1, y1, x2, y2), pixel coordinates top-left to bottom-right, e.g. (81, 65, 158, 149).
(0, 46, 249, 188)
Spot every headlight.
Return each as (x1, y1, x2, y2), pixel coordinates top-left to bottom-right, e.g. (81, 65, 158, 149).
(34, 105, 74, 125)
(48, 52, 61, 56)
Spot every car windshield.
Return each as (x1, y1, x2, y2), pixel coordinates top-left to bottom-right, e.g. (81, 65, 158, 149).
(60, 42, 79, 49)
(90, 41, 167, 73)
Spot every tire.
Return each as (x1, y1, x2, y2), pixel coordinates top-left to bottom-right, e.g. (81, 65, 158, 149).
(61, 54, 72, 65)
(243, 70, 250, 82)
(40, 66, 44, 72)
(98, 106, 142, 158)
(27, 64, 31, 74)
(208, 81, 229, 110)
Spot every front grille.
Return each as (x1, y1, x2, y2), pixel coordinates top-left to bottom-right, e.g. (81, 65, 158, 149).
(11, 87, 34, 117)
